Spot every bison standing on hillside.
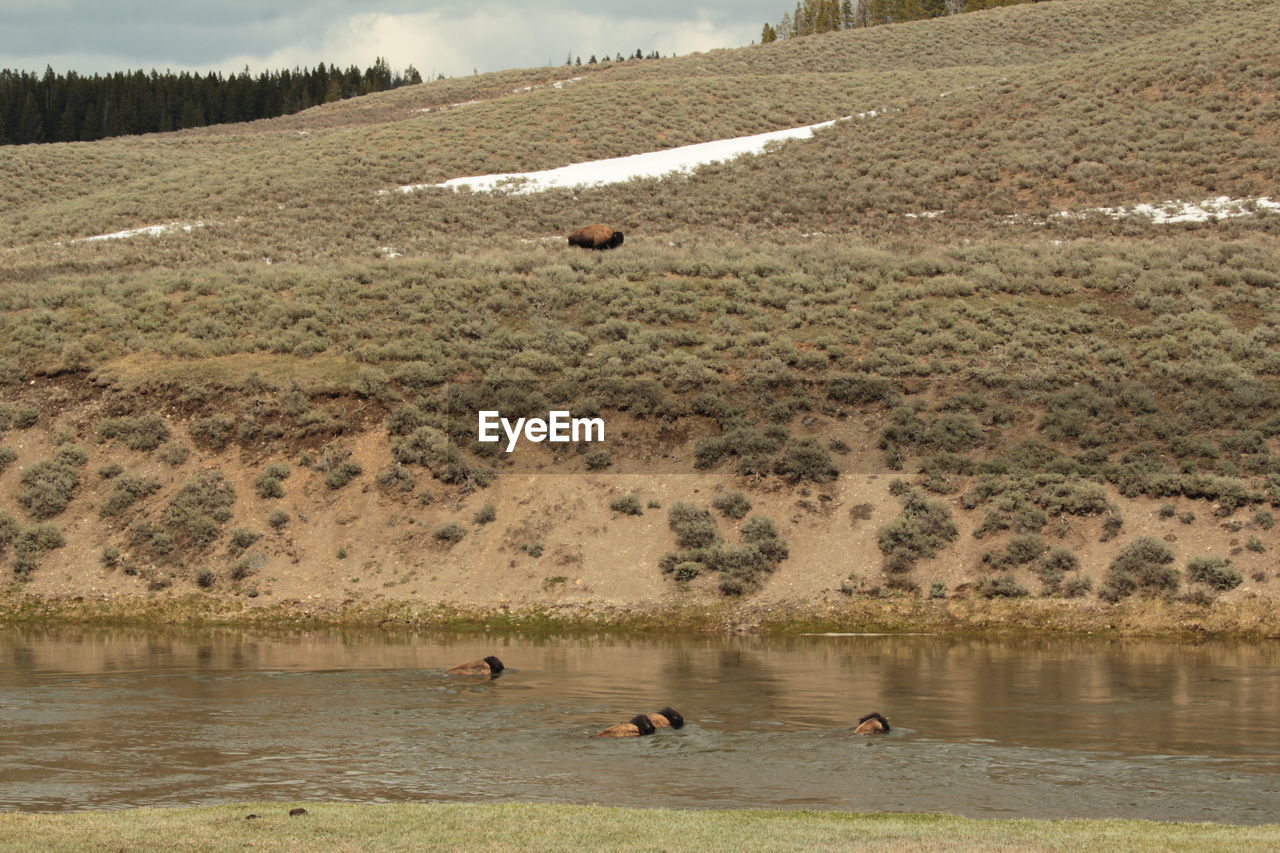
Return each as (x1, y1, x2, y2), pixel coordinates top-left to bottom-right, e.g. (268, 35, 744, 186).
(567, 224, 624, 250)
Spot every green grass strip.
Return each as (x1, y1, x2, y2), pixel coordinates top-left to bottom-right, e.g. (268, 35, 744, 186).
(1, 802, 1275, 852)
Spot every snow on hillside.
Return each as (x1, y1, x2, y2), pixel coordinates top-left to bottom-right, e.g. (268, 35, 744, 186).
(396, 113, 877, 195)
(68, 221, 207, 243)
(1061, 196, 1280, 224)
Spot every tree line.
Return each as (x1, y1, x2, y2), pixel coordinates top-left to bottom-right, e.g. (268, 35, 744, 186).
(761, 0, 1038, 41)
(0, 58, 422, 146)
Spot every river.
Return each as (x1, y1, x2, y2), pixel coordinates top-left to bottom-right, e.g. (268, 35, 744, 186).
(1, 628, 1276, 823)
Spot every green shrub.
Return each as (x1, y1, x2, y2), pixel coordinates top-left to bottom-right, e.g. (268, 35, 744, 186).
(693, 436, 729, 469)
(0, 446, 16, 473)
(164, 472, 236, 547)
(927, 581, 947, 599)
(190, 414, 234, 451)
(1186, 557, 1242, 591)
(100, 546, 120, 568)
(252, 461, 290, 494)
(11, 523, 64, 578)
(877, 488, 957, 563)
(668, 502, 719, 549)
(712, 490, 752, 519)
(827, 373, 895, 405)
(100, 476, 161, 517)
(673, 561, 702, 582)
(1101, 537, 1178, 601)
(255, 472, 285, 499)
(741, 515, 789, 563)
(97, 462, 124, 479)
(1062, 576, 1093, 598)
(228, 528, 262, 550)
(584, 451, 612, 470)
(473, 503, 496, 525)
(17, 455, 82, 520)
(707, 544, 772, 593)
(775, 438, 837, 484)
(230, 552, 265, 580)
(376, 463, 416, 492)
(98, 415, 170, 451)
(267, 509, 290, 529)
(156, 442, 191, 466)
(1031, 546, 1079, 594)
(433, 522, 467, 544)
(610, 494, 643, 515)
(324, 460, 363, 489)
(1, 512, 23, 552)
(993, 534, 1047, 568)
(979, 574, 1029, 598)
(195, 568, 216, 588)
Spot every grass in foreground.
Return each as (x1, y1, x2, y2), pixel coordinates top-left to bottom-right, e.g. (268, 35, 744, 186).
(0, 802, 1274, 852)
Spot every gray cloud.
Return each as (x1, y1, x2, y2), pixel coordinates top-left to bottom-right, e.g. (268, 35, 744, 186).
(0, 2, 782, 77)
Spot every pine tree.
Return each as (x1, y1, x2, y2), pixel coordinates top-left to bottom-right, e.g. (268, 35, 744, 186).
(17, 91, 43, 143)
(761, 22, 778, 42)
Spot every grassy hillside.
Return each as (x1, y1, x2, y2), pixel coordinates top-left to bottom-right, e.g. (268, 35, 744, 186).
(2, 0, 1279, 624)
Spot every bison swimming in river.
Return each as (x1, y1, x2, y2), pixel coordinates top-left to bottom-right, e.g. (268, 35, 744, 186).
(567, 224, 624, 250)
(646, 707, 685, 729)
(851, 712, 890, 735)
(593, 714, 657, 738)
(592, 707, 684, 737)
(446, 655, 505, 676)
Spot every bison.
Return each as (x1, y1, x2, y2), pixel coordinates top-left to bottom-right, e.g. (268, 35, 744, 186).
(592, 714, 657, 738)
(646, 707, 685, 729)
(567, 224, 624, 250)
(851, 711, 890, 735)
(446, 655, 505, 676)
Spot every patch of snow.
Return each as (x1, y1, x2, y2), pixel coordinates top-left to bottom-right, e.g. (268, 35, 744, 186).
(1000, 196, 1278, 227)
(413, 78, 584, 116)
(904, 210, 945, 219)
(378, 246, 404, 258)
(398, 113, 877, 196)
(1058, 195, 1279, 224)
(70, 221, 207, 243)
(415, 100, 480, 114)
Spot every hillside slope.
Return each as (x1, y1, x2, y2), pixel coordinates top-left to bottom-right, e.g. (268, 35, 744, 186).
(2, 0, 1279, 630)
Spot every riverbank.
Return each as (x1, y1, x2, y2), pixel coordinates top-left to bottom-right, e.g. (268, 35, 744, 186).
(1, 802, 1274, 852)
(3, 588, 1279, 638)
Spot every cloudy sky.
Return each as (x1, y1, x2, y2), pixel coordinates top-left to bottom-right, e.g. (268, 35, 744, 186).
(0, 1, 783, 79)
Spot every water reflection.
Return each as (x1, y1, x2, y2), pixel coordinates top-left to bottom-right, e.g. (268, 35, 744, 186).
(0, 628, 1276, 822)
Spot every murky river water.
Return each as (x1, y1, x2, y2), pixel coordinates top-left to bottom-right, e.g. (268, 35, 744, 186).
(1, 628, 1276, 823)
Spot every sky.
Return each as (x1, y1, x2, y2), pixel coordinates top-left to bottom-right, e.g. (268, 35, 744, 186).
(0, 1, 783, 79)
